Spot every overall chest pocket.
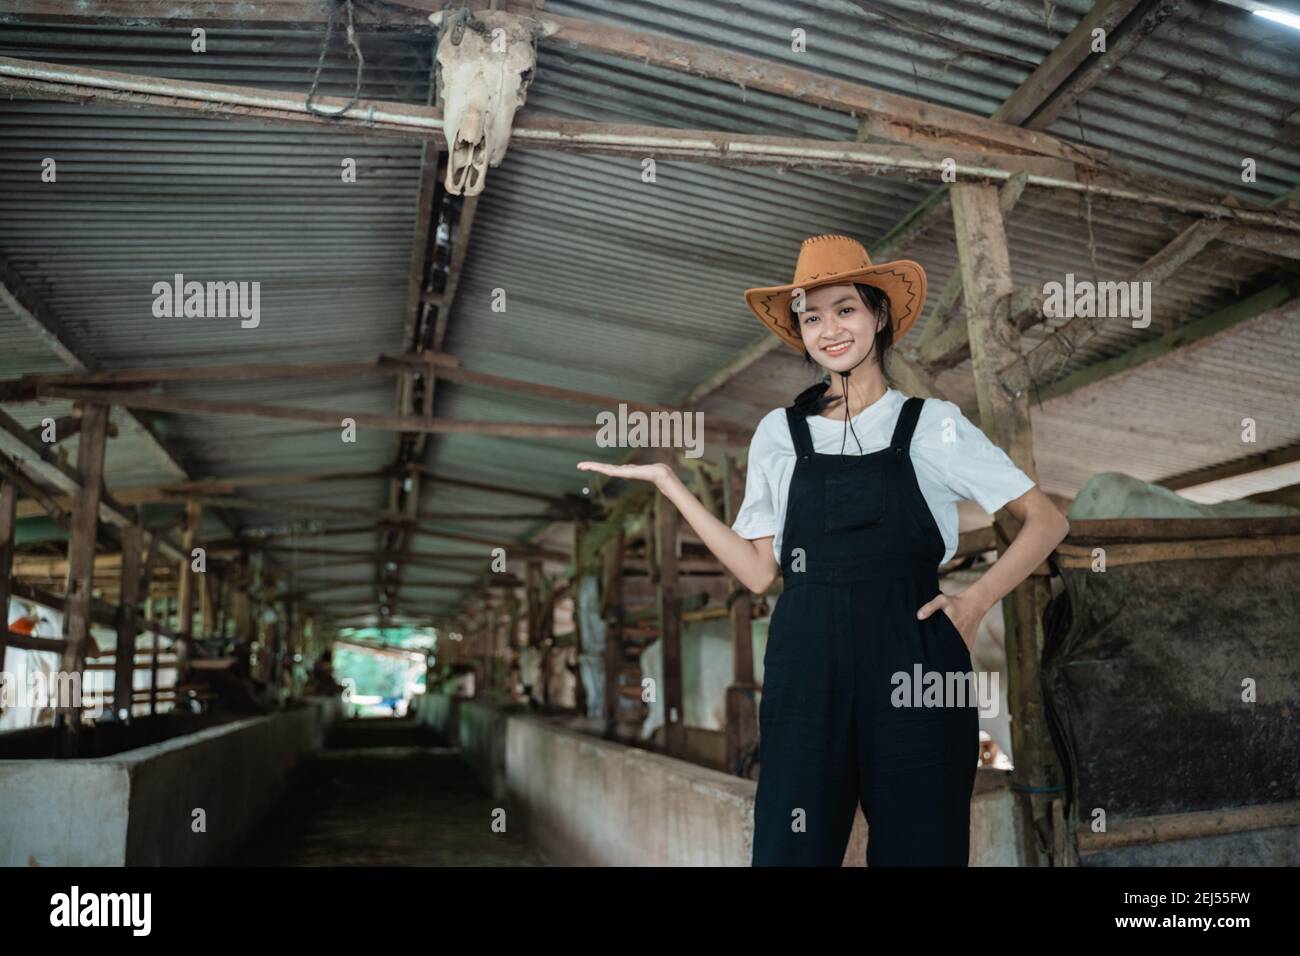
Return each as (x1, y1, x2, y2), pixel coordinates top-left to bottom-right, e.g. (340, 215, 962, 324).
(822, 465, 887, 534)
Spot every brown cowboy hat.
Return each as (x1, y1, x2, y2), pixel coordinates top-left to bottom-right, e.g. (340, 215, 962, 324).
(744, 235, 927, 354)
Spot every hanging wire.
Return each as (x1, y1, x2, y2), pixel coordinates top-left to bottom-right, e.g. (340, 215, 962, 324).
(305, 0, 365, 118)
(834, 339, 878, 456)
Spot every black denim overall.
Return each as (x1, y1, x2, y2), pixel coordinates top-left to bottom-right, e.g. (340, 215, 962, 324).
(751, 391, 979, 866)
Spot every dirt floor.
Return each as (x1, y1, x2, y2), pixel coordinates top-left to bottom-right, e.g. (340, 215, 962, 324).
(234, 717, 549, 866)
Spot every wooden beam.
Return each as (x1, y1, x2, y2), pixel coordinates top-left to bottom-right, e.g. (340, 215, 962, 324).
(418, 511, 556, 521)
(537, 12, 1101, 163)
(722, 453, 757, 777)
(594, 540, 621, 733)
(918, 285, 1045, 372)
(0, 55, 1045, 177)
(166, 494, 383, 522)
(0, 3, 1126, 161)
(911, 173, 1030, 354)
(0, 0, 453, 29)
(0, 253, 184, 479)
(427, 361, 755, 436)
(1063, 532, 1300, 568)
(919, 180, 1225, 380)
(1157, 441, 1300, 493)
(1, 55, 1292, 227)
(997, 217, 1240, 398)
(14, 469, 390, 518)
(951, 182, 1057, 865)
(9, 357, 405, 393)
(1076, 799, 1300, 853)
(1064, 515, 1300, 541)
(415, 470, 567, 507)
(1218, 223, 1300, 261)
(0, 451, 71, 527)
(1011, 0, 1185, 131)
(56, 403, 108, 729)
(1031, 279, 1300, 403)
(0, 408, 185, 561)
(24, 414, 119, 443)
(678, 0, 1222, 410)
(256, 544, 565, 564)
(37, 386, 753, 444)
(0, 254, 87, 369)
(389, 135, 454, 614)
(992, 0, 1147, 126)
(12, 551, 181, 579)
(652, 447, 685, 758)
(175, 501, 201, 679)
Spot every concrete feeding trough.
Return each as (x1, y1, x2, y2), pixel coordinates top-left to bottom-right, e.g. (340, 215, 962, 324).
(0, 697, 342, 866)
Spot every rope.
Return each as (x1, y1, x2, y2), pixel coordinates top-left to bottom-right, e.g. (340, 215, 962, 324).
(305, 0, 365, 119)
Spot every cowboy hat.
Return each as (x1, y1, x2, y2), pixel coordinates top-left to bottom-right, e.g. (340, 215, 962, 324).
(743, 235, 927, 354)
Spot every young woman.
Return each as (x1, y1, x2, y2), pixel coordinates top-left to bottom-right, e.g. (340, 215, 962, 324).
(578, 235, 1069, 866)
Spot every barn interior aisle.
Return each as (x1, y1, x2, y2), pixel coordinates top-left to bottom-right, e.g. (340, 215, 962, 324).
(0, 0, 1298, 908)
(234, 717, 549, 867)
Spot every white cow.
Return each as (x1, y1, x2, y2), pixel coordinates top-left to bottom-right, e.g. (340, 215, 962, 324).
(637, 619, 739, 741)
(1068, 471, 1300, 519)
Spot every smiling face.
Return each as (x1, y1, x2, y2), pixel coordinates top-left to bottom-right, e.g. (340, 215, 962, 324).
(792, 283, 888, 372)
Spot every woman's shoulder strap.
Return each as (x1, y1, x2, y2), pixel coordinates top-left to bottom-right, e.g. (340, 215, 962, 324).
(783, 382, 827, 461)
(889, 395, 926, 451)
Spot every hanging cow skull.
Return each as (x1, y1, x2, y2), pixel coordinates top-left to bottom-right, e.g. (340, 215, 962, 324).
(428, 8, 558, 196)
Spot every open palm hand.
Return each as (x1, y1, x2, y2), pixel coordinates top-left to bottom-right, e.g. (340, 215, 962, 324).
(576, 460, 671, 487)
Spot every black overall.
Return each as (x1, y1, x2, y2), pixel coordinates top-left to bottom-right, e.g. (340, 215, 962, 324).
(751, 390, 979, 866)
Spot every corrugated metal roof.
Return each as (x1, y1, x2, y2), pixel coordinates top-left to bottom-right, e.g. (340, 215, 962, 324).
(2, 1, 1298, 623)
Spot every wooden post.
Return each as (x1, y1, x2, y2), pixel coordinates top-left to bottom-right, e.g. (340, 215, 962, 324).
(175, 500, 201, 685)
(479, 597, 492, 700)
(602, 529, 625, 736)
(505, 590, 521, 695)
(525, 559, 543, 646)
(652, 448, 686, 757)
(235, 585, 253, 643)
(722, 453, 758, 776)
(278, 601, 294, 698)
(951, 182, 1060, 866)
(112, 522, 142, 719)
(149, 593, 160, 715)
(0, 476, 16, 674)
(57, 403, 109, 730)
(200, 569, 215, 639)
(570, 520, 588, 715)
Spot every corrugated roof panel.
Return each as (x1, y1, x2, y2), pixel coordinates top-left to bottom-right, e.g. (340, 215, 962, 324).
(2, 2, 1298, 623)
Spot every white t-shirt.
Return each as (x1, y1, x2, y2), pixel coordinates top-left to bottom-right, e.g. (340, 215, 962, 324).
(730, 388, 1036, 565)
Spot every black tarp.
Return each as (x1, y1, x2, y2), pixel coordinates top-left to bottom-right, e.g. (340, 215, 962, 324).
(1042, 549, 1300, 834)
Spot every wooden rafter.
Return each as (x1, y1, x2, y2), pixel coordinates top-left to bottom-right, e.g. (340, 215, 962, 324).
(2, 57, 1291, 228)
(33, 386, 752, 444)
(0, 254, 187, 480)
(0, 408, 185, 561)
